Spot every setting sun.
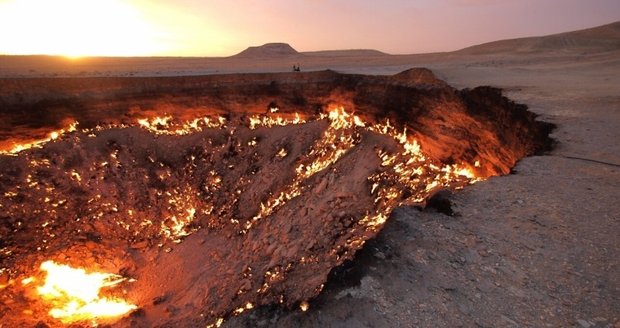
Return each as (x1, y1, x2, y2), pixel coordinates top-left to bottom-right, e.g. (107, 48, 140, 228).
(0, 0, 164, 57)
(1, 0, 617, 57)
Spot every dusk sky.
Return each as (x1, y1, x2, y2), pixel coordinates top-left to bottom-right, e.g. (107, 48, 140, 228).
(0, 0, 618, 57)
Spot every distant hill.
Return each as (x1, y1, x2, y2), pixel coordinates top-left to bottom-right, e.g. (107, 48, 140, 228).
(302, 49, 387, 57)
(456, 20, 620, 55)
(232, 43, 300, 58)
(231, 43, 388, 59)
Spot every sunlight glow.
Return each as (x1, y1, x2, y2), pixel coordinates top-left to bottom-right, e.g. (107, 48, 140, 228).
(0, 0, 165, 57)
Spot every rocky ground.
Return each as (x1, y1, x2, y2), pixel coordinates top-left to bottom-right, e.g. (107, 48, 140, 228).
(1, 23, 619, 327)
(228, 49, 620, 327)
(0, 70, 556, 327)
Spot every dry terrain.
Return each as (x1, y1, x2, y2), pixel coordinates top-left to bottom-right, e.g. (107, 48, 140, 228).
(0, 21, 619, 328)
(230, 22, 620, 328)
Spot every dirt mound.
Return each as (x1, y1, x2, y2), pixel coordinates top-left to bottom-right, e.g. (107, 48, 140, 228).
(390, 67, 448, 87)
(233, 43, 300, 58)
(0, 69, 553, 327)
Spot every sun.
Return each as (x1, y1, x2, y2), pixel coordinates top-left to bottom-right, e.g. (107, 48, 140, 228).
(0, 0, 164, 57)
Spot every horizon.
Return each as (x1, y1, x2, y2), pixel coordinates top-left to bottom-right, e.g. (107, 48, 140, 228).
(2, 17, 618, 60)
(0, 0, 619, 58)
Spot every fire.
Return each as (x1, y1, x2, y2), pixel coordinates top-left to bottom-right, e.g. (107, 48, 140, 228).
(245, 107, 364, 231)
(251, 107, 482, 234)
(136, 115, 226, 135)
(0, 106, 483, 242)
(0, 122, 78, 155)
(249, 112, 306, 129)
(296, 107, 361, 179)
(2, 105, 486, 324)
(34, 260, 136, 323)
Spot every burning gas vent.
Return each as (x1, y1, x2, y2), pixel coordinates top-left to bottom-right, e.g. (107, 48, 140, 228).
(0, 69, 553, 327)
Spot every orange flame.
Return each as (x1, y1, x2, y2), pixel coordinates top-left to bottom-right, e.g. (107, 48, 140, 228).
(0, 122, 78, 156)
(34, 261, 136, 323)
(2, 106, 484, 242)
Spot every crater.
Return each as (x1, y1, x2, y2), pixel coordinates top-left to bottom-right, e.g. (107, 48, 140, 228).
(0, 69, 553, 327)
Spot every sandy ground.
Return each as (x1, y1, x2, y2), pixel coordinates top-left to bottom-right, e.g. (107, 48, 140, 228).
(1, 23, 619, 328)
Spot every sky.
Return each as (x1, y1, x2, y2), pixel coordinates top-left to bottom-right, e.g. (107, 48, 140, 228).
(0, 0, 618, 57)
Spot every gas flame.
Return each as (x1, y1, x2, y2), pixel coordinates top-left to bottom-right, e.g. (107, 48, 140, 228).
(0, 122, 78, 155)
(137, 115, 226, 135)
(246, 107, 481, 235)
(0, 107, 483, 244)
(249, 112, 306, 130)
(0, 105, 490, 325)
(33, 260, 136, 323)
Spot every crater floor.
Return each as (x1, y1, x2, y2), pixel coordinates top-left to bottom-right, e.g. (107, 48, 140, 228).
(0, 69, 554, 327)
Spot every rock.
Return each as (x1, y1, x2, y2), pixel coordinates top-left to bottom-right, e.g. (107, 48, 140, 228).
(239, 279, 252, 292)
(165, 305, 178, 316)
(464, 249, 481, 263)
(425, 190, 454, 215)
(577, 319, 592, 328)
(131, 240, 149, 249)
(153, 294, 169, 305)
(35, 321, 50, 328)
(501, 315, 518, 326)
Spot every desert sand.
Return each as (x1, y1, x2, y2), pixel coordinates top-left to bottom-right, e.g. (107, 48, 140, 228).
(0, 21, 619, 328)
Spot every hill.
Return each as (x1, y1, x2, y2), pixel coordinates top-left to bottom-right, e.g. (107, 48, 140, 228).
(231, 43, 388, 59)
(457, 20, 620, 54)
(302, 49, 387, 57)
(232, 43, 300, 58)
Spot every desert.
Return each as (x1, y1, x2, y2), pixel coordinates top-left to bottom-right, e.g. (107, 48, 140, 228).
(0, 18, 619, 328)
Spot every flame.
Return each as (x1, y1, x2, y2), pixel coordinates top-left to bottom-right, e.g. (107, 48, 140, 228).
(206, 318, 225, 328)
(0, 103, 496, 325)
(296, 107, 360, 179)
(0, 122, 78, 156)
(0, 107, 484, 242)
(242, 106, 483, 234)
(245, 107, 363, 230)
(136, 115, 226, 135)
(4, 107, 485, 322)
(161, 207, 197, 243)
(34, 260, 136, 323)
(249, 112, 305, 130)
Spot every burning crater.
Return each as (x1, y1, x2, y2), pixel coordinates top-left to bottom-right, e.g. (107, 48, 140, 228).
(0, 69, 553, 327)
